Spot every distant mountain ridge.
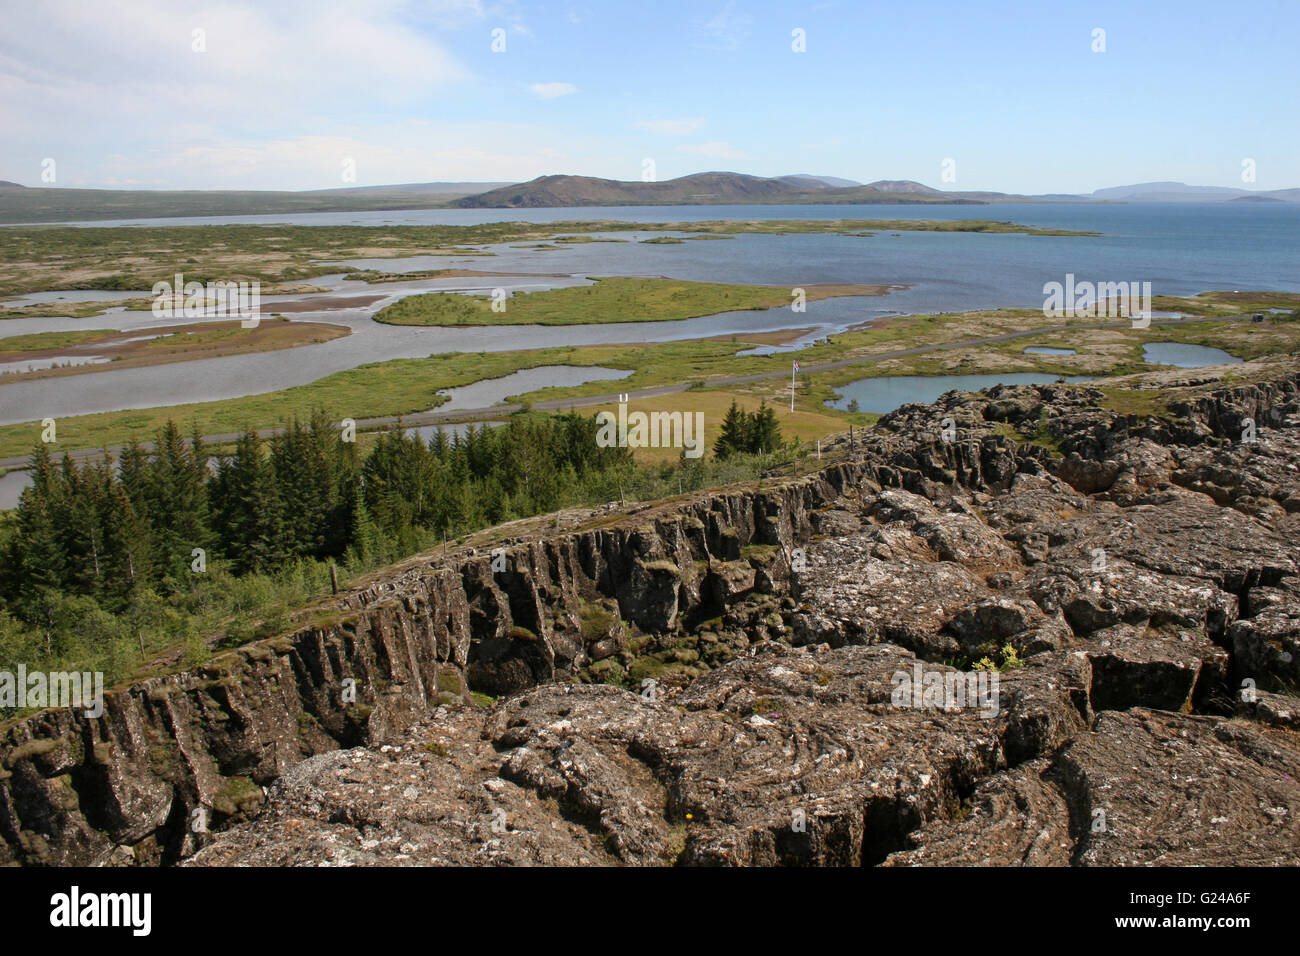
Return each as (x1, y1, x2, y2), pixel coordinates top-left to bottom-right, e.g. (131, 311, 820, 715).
(864, 180, 942, 194)
(0, 181, 511, 224)
(3, 173, 1297, 224)
(452, 173, 1300, 209)
(450, 172, 1007, 208)
(451, 172, 810, 208)
(1091, 181, 1300, 202)
(311, 181, 513, 196)
(774, 174, 862, 189)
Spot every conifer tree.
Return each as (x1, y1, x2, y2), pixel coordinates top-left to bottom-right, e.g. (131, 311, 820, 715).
(148, 421, 212, 579)
(8, 444, 67, 595)
(750, 401, 782, 454)
(714, 401, 747, 459)
(99, 478, 149, 604)
(212, 429, 284, 574)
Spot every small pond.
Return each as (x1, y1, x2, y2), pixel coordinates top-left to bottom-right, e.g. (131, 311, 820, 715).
(432, 365, 632, 412)
(827, 372, 1092, 415)
(1141, 342, 1241, 368)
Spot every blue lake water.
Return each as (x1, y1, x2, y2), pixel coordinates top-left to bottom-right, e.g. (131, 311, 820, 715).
(24, 201, 1299, 300)
(827, 372, 1095, 414)
(0, 356, 112, 375)
(827, 341, 1245, 415)
(0, 469, 31, 509)
(431, 365, 632, 412)
(1142, 342, 1242, 367)
(1, 202, 1294, 424)
(1, 289, 147, 308)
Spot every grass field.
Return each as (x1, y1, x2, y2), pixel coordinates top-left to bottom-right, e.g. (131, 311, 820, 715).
(373, 277, 891, 327)
(581, 389, 856, 465)
(0, 328, 115, 351)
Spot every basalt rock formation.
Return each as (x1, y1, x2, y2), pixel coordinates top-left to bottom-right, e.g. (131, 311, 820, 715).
(3, 361, 1299, 866)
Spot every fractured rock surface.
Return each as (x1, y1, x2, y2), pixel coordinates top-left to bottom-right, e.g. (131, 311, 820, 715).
(6, 364, 1300, 866)
(188, 367, 1300, 866)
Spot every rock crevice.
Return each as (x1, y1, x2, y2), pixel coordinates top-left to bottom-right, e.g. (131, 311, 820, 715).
(3, 368, 1298, 866)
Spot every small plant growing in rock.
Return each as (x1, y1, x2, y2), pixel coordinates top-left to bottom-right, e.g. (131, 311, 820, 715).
(973, 643, 1026, 672)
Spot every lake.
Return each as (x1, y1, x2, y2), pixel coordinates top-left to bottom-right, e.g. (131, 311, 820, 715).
(1142, 342, 1242, 367)
(826, 372, 1094, 414)
(430, 365, 632, 411)
(1, 202, 1295, 424)
(827, 341, 1245, 414)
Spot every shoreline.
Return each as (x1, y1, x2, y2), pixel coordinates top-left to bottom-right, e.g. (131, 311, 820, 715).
(0, 318, 351, 382)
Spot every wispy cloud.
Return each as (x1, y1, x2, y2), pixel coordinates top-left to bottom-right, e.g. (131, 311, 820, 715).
(637, 118, 706, 136)
(483, 0, 532, 36)
(698, 1, 750, 51)
(676, 140, 748, 160)
(85, 123, 580, 189)
(530, 81, 577, 98)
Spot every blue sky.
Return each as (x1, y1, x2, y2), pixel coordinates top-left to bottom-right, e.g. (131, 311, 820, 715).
(2, 0, 1296, 193)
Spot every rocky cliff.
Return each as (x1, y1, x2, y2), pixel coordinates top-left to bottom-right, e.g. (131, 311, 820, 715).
(3, 361, 1298, 866)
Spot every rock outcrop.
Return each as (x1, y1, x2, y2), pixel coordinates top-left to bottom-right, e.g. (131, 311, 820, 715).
(4, 363, 1299, 866)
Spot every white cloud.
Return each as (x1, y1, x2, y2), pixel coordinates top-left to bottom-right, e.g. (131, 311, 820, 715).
(676, 141, 748, 160)
(1, 112, 616, 189)
(0, 0, 473, 184)
(0, 1, 468, 111)
(637, 118, 706, 136)
(529, 82, 577, 99)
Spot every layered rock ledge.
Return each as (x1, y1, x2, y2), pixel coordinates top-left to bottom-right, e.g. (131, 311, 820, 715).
(4, 360, 1299, 866)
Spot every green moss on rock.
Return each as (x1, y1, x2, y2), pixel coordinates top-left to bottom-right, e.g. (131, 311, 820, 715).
(3, 737, 59, 768)
(212, 776, 263, 816)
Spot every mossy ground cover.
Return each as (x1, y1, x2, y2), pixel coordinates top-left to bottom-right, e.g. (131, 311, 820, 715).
(373, 276, 884, 327)
(0, 318, 349, 382)
(0, 328, 116, 351)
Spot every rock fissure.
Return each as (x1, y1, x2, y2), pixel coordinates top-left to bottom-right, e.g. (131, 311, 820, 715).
(3, 365, 1299, 865)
